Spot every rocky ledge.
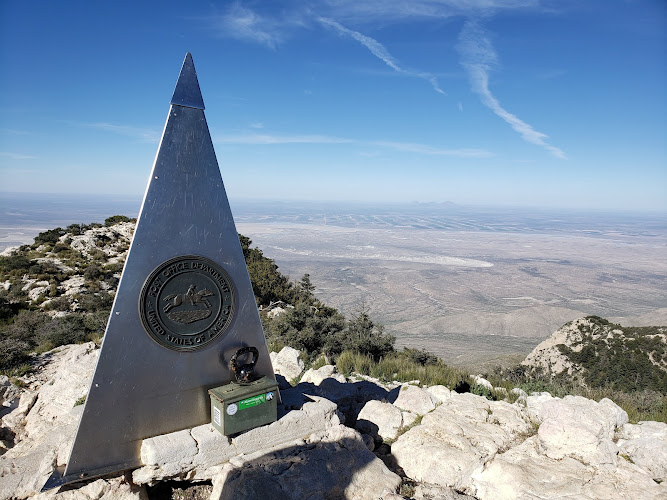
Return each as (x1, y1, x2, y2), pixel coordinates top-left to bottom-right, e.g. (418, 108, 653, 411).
(0, 344, 665, 499)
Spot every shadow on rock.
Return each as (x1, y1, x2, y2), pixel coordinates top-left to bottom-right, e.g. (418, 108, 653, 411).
(280, 378, 401, 426)
(211, 432, 401, 500)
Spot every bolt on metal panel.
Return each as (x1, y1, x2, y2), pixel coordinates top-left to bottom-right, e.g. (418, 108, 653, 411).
(43, 53, 276, 489)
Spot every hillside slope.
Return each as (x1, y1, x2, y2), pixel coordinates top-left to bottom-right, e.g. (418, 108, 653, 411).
(522, 316, 667, 392)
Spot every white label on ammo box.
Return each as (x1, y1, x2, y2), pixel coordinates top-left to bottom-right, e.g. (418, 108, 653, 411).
(213, 406, 221, 426)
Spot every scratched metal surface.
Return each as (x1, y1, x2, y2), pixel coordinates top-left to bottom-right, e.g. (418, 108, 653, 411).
(63, 54, 275, 478)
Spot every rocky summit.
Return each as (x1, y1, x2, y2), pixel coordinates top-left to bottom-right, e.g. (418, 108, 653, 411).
(522, 316, 667, 392)
(0, 343, 665, 500)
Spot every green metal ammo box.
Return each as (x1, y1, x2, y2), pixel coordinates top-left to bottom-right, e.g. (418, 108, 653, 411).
(208, 376, 278, 436)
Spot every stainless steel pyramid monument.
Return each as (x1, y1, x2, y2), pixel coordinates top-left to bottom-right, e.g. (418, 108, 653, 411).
(44, 53, 276, 488)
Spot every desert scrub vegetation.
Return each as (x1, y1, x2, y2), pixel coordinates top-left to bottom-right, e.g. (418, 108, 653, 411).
(335, 349, 470, 390)
(486, 364, 667, 423)
(555, 317, 667, 393)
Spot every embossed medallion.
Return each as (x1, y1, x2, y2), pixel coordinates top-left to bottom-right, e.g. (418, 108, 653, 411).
(140, 255, 235, 351)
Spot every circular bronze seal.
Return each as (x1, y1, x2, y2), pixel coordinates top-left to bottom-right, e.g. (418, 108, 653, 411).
(139, 255, 235, 351)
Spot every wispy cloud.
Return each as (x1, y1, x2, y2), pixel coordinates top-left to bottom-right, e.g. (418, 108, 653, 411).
(84, 123, 160, 143)
(372, 140, 492, 158)
(318, 17, 446, 95)
(315, 1, 543, 26)
(215, 132, 491, 158)
(0, 152, 37, 160)
(210, 2, 305, 49)
(457, 20, 566, 159)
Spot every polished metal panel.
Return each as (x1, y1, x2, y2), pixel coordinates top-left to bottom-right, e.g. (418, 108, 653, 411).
(170, 52, 205, 110)
(61, 53, 275, 480)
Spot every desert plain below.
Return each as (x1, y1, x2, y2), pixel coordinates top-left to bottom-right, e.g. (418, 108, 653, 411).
(234, 201, 667, 369)
(2, 194, 666, 370)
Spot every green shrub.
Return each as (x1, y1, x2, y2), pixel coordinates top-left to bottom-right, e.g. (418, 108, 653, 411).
(335, 350, 359, 376)
(400, 347, 439, 366)
(0, 338, 32, 371)
(75, 292, 113, 313)
(34, 227, 65, 246)
(34, 315, 91, 352)
(42, 296, 71, 312)
(0, 254, 32, 273)
(310, 354, 329, 370)
(335, 349, 469, 390)
(104, 215, 133, 226)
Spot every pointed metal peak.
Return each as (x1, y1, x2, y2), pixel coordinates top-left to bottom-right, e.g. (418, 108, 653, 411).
(171, 52, 205, 110)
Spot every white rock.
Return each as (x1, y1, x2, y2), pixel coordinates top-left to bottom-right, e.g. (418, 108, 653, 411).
(471, 375, 493, 390)
(28, 281, 50, 301)
(300, 365, 343, 385)
(32, 475, 147, 499)
(266, 307, 286, 318)
(471, 436, 666, 500)
(0, 344, 99, 499)
(139, 429, 198, 470)
(401, 411, 419, 429)
(426, 385, 452, 404)
(34, 258, 73, 274)
(393, 384, 436, 415)
(524, 391, 555, 421)
(356, 400, 403, 441)
(270, 347, 304, 381)
(617, 421, 667, 481)
(392, 392, 534, 491)
(540, 395, 628, 440)
(510, 387, 527, 398)
(536, 395, 628, 467)
(210, 424, 401, 500)
(133, 396, 341, 484)
(522, 317, 590, 376)
(59, 276, 86, 296)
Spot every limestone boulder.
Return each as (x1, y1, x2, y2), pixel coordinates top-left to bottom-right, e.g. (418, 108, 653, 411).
(524, 391, 555, 421)
(23, 343, 98, 443)
(133, 396, 341, 484)
(392, 392, 534, 491)
(270, 347, 304, 381)
(510, 387, 527, 398)
(210, 424, 401, 500)
(0, 376, 21, 414)
(32, 475, 147, 499)
(536, 395, 628, 466)
(425, 385, 452, 404)
(0, 344, 101, 499)
(393, 384, 436, 415)
(356, 400, 403, 441)
(471, 435, 666, 500)
(617, 420, 667, 481)
(471, 375, 493, 390)
(300, 365, 345, 386)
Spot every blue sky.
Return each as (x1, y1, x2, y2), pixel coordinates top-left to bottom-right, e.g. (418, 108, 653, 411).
(1, 0, 665, 211)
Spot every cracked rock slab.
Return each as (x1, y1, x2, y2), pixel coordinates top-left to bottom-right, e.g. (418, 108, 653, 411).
(210, 425, 401, 500)
(133, 396, 341, 484)
(392, 392, 534, 491)
(471, 436, 667, 500)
